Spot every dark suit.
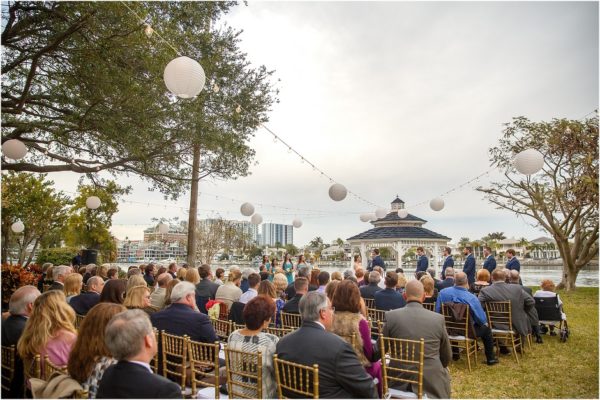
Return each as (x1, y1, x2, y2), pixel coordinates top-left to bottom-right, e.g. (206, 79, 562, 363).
(282, 294, 303, 314)
(506, 257, 521, 272)
(370, 255, 385, 271)
(275, 321, 377, 398)
(49, 281, 64, 291)
(441, 256, 454, 279)
(143, 274, 155, 287)
(478, 282, 535, 336)
(69, 291, 100, 315)
(483, 255, 497, 274)
(462, 254, 476, 285)
(96, 361, 181, 398)
(195, 279, 219, 300)
(435, 278, 455, 292)
(384, 302, 452, 399)
(374, 288, 406, 311)
(416, 255, 429, 273)
(150, 303, 218, 343)
(1, 314, 27, 398)
(359, 283, 381, 299)
(284, 283, 296, 300)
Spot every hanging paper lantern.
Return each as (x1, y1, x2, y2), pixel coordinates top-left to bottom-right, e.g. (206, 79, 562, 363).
(513, 149, 544, 175)
(328, 183, 347, 201)
(367, 213, 377, 221)
(2, 139, 28, 160)
(158, 223, 169, 234)
(85, 196, 101, 210)
(397, 209, 409, 218)
(251, 214, 263, 225)
(360, 213, 371, 222)
(292, 219, 303, 228)
(240, 202, 255, 217)
(430, 197, 445, 211)
(11, 220, 24, 233)
(163, 56, 206, 99)
(375, 208, 388, 219)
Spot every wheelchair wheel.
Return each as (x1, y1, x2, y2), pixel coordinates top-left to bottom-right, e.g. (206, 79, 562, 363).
(560, 329, 568, 342)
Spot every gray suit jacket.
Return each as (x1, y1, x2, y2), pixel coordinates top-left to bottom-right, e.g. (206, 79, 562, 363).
(478, 282, 536, 336)
(383, 302, 452, 399)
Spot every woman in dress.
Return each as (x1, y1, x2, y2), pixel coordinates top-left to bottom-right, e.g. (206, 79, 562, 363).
(262, 256, 273, 282)
(353, 254, 362, 272)
(282, 253, 294, 285)
(67, 303, 126, 398)
(297, 254, 308, 270)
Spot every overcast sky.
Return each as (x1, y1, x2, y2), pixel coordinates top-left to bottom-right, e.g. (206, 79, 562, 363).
(49, 1, 598, 246)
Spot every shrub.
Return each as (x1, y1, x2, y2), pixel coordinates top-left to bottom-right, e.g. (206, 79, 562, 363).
(36, 247, 80, 265)
(1, 264, 42, 309)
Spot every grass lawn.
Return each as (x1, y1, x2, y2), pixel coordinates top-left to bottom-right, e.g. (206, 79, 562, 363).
(449, 287, 599, 399)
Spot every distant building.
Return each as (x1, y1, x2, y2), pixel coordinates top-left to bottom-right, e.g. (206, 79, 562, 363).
(529, 236, 560, 259)
(261, 223, 293, 247)
(199, 218, 259, 244)
(116, 239, 186, 263)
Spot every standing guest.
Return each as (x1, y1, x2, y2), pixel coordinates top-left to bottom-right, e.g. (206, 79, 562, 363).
(195, 264, 220, 303)
(163, 279, 180, 308)
(106, 268, 118, 280)
(71, 251, 83, 269)
(415, 246, 429, 274)
(355, 268, 365, 285)
(215, 268, 243, 309)
(331, 271, 343, 282)
(50, 265, 70, 291)
(68, 303, 126, 399)
(150, 273, 173, 310)
(509, 270, 532, 296)
(331, 281, 382, 396)
(462, 246, 476, 287)
(124, 285, 157, 315)
(214, 268, 225, 285)
(143, 264, 156, 287)
(359, 270, 382, 299)
(18, 291, 77, 379)
(506, 249, 521, 277)
(71, 276, 104, 315)
(420, 275, 437, 304)
(282, 253, 295, 285)
(483, 246, 497, 275)
(257, 280, 285, 327)
(384, 280, 452, 399)
(227, 296, 279, 398)
(99, 279, 127, 305)
(2, 286, 41, 398)
(185, 268, 201, 286)
(239, 273, 261, 304)
(317, 271, 330, 293)
(64, 273, 83, 303)
(325, 280, 340, 302)
(370, 248, 385, 272)
(167, 262, 178, 279)
(285, 266, 309, 300)
(261, 255, 273, 282)
(441, 246, 454, 279)
(96, 310, 181, 398)
(276, 292, 377, 398)
(435, 267, 455, 291)
(353, 254, 362, 272)
(309, 269, 320, 291)
(240, 268, 255, 293)
(374, 271, 406, 310)
(472, 269, 491, 295)
(282, 278, 308, 314)
(176, 266, 188, 281)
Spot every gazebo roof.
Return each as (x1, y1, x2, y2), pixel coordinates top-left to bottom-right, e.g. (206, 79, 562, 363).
(347, 226, 450, 241)
(375, 212, 426, 223)
(391, 197, 404, 204)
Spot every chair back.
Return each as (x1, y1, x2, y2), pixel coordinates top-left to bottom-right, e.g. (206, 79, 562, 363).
(336, 332, 357, 348)
(265, 326, 293, 338)
(161, 331, 188, 390)
(367, 307, 386, 323)
(363, 298, 375, 309)
(441, 303, 476, 339)
(422, 302, 436, 312)
(74, 314, 85, 330)
(210, 319, 232, 341)
(43, 355, 67, 379)
(280, 312, 302, 330)
(187, 340, 221, 399)
(485, 301, 514, 331)
(224, 346, 263, 399)
(379, 336, 425, 399)
(151, 328, 160, 374)
(1, 345, 16, 393)
(273, 355, 319, 399)
(534, 296, 562, 321)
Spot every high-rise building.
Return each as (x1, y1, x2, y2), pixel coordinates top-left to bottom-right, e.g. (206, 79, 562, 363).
(261, 223, 293, 246)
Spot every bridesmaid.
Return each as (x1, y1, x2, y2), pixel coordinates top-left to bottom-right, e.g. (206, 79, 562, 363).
(262, 255, 273, 282)
(297, 254, 308, 270)
(282, 253, 294, 285)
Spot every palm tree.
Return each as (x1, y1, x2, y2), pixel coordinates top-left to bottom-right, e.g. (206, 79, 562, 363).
(458, 237, 471, 251)
(309, 237, 324, 249)
(517, 237, 529, 257)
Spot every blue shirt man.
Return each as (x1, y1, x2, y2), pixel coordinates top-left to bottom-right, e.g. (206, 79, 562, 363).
(482, 246, 496, 275)
(415, 247, 428, 273)
(462, 247, 476, 286)
(441, 246, 454, 279)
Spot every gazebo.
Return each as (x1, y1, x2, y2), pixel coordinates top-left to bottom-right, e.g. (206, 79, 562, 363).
(347, 197, 451, 273)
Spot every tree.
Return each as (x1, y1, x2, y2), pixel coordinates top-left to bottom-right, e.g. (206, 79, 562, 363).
(457, 237, 471, 251)
(335, 238, 344, 247)
(309, 237, 324, 249)
(284, 244, 299, 257)
(478, 115, 598, 290)
(194, 218, 254, 264)
(482, 232, 506, 242)
(1, 172, 70, 265)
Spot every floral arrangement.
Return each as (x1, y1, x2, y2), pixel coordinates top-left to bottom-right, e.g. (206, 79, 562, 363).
(1, 264, 42, 309)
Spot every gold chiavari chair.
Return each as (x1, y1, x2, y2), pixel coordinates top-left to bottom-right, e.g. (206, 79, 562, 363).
(224, 346, 263, 399)
(74, 314, 85, 330)
(151, 328, 160, 374)
(188, 340, 221, 399)
(363, 298, 375, 309)
(23, 355, 41, 397)
(266, 326, 293, 338)
(485, 301, 523, 364)
(336, 332, 357, 349)
(273, 355, 319, 399)
(441, 303, 478, 372)
(210, 319, 232, 342)
(367, 307, 386, 324)
(379, 336, 425, 399)
(280, 312, 302, 330)
(233, 322, 245, 331)
(161, 331, 189, 391)
(43, 355, 67, 379)
(422, 302, 436, 312)
(1, 345, 16, 393)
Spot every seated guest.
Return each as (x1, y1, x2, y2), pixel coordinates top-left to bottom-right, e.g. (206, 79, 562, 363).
(240, 268, 255, 293)
(17, 291, 77, 380)
(215, 268, 243, 309)
(127, 274, 147, 293)
(275, 292, 378, 398)
(2, 286, 41, 398)
(124, 285, 157, 315)
(325, 280, 340, 302)
(436, 272, 498, 365)
(317, 271, 330, 293)
(185, 268, 201, 286)
(70, 276, 105, 315)
(471, 268, 491, 295)
(167, 262, 178, 279)
(384, 280, 452, 399)
(309, 269, 321, 291)
(239, 273, 261, 304)
(68, 303, 127, 398)
(272, 273, 289, 301)
(50, 265, 70, 291)
(196, 264, 220, 299)
(227, 296, 279, 398)
(285, 266, 309, 300)
(97, 265, 109, 282)
(359, 270, 382, 299)
(38, 263, 53, 292)
(427, 267, 441, 287)
(420, 275, 437, 303)
(126, 267, 141, 279)
(151, 281, 218, 344)
(163, 279, 180, 308)
(100, 279, 127, 304)
(374, 271, 406, 310)
(150, 273, 173, 310)
(64, 273, 83, 302)
(435, 267, 455, 291)
(96, 310, 181, 398)
(258, 280, 285, 326)
(343, 269, 355, 281)
(83, 265, 97, 285)
(214, 268, 225, 285)
(355, 268, 365, 286)
(259, 265, 270, 281)
(156, 266, 167, 278)
(106, 268, 118, 280)
(143, 264, 156, 287)
(331, 281, 382, 396)
(534, 279, 567, 335)
(373, 266, 386, 289)
(331, 271, 343, 282)
(396, 273, 407, 293)
(176, 266, 188, 281)
(282, 277, 308, 314)
(509, 270, 532, 296)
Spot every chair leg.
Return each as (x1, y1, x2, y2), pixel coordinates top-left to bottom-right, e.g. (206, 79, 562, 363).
(510, 335, 520, 365)
(465, 342, 472, 372)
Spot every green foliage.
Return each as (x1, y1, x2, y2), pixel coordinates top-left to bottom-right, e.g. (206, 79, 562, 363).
(284, 244, 299, 256)
(379, 247, 391, 259)
(36, 247, 80, 266)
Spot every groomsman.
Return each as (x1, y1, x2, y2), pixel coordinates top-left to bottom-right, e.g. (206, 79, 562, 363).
(505, 249, 521, 272)
(441, 247, 454, 279)
(462, 246, 476, 286)
(482, 246, 497, 275)
(415, 247, 428, 273)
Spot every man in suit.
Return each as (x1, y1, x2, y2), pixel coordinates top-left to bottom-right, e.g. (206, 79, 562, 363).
(285, 266, 309, 300)
(151, 281, 218, 344)
(150, 273, 172, 310)
(384, 280, 452, 399)
(167, 262, 178, 279)
(415, 246, 429, 273)
(507, 270, 542, 342)
(143, 263, 156, 287)
(462, 246, 476, 287)
(369, 248, 385, 272)
(374, 271, 406, 310)
(97, 309, 182, 398)
(2, 285, 41, 398)
(195, 264, 220, 313)
(440, 246, 454, 279)
(49, 265, 70, 291)
(508, 270, 532, 296)
(282, 277, 308, 314)
(275, 291, 377, 398)
(482, 246, 497, 276)
(505, 249, 521, 272)
(435, 267, 455, 291)
(70, 276, 104, 315)
(359, 270, 382, 299)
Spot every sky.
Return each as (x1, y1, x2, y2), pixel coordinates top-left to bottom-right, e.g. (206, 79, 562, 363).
(47, 1, 598, 246)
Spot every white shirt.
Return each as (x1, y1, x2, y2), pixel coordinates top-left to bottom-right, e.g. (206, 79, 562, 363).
(239, 288, 258, 304)
(314, 321, 326, 330)
(127, 360, 152, 373)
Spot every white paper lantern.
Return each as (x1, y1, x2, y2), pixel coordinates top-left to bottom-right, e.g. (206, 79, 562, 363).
(430, 197, 445, 211)
(157, 223, 169, 234)
(360, 213, 371, 222)
(2, 139, 28, 160)
(397, 209, 409, 218)
(251, 214, 263, 225)
(85, 196, 101, 210)
(513, 149, 544, 175)
(240, 202, 255, 217)
(367, 213, 377, 221)
(328, 183, 347, 202)
(375, 208, 388, 219)
(11, 220, 24, 233)
(163, 56, 206, 99)
(292, 219, 303, 228)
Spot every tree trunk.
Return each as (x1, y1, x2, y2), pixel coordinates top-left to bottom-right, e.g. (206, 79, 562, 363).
(556, 237, 577, 291)
(24, 238, 39, 268)
(187, 143, 201, 267)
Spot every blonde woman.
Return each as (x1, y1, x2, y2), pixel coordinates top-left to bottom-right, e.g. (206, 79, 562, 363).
(331, 271, 343, 282)
(126, 274, 146, 293)
(123, 285, 157, 315)
(64, 273, 83, 303)
(17, 291, 77, 380)
(185, 268, 201, 286)
(176, 267, 188, 281)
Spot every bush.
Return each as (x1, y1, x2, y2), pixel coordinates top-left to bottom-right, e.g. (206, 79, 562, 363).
(36, 247, 80, 265)
(2, 264, 42, 309)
